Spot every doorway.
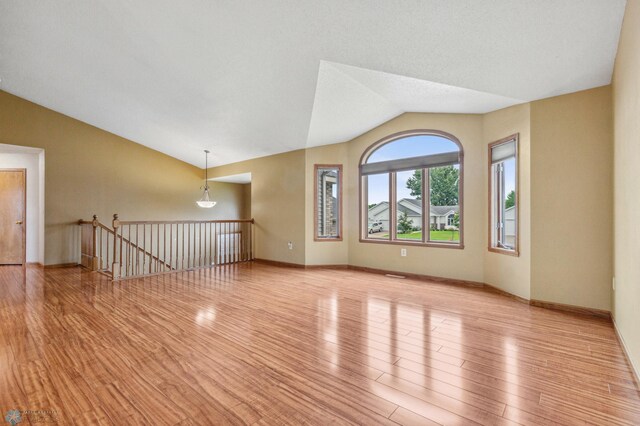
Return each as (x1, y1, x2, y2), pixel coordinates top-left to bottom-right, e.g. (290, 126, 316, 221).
(0, 169, 26, 265)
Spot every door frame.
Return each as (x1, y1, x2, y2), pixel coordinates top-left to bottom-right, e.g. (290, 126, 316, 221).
(0, 168, 27, 266)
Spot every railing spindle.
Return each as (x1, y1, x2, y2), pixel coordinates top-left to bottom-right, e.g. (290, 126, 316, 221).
(80, 216, 254, 280)
(181, 223, 185, 270)
(214, 223, 218, 265)
(105, 228, 109, 272)
(199, 222, 203, 268)
(169, 223, 173, 270)
(156, 223, 160, 273)
(187, 223, 191, 269)
(151, 224, 154, 273)
(112, 214, 120, 279)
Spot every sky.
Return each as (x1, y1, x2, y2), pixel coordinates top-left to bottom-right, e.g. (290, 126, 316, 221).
(502, 157, 516, 195)
(367, 134, 459, 163)
(366, 134, 516, 207)
(367, 134, 460, 205)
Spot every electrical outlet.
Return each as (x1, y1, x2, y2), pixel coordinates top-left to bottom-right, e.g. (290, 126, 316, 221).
(613, 277, 616, 291)
(400, 248, 407, 257)
(288, 241, 293, 250)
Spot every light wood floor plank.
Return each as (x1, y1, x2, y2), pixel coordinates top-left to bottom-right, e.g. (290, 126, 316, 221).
(0, 264, 639, 425)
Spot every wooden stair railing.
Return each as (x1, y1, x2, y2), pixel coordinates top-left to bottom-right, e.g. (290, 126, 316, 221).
(79, 215, 255, 280)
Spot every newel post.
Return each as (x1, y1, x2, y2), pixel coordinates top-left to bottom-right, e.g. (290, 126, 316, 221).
(112, 214, 120, 279)
(91, 215, 99, 271)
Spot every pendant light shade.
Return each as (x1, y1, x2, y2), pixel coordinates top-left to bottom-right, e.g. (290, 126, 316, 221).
(196, 150, 217, 208)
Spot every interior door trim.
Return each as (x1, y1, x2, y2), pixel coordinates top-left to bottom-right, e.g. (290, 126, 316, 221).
(0, 168, 27, 266)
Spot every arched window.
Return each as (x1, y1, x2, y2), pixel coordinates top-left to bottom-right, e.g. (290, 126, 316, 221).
(360, 130, 463, 247)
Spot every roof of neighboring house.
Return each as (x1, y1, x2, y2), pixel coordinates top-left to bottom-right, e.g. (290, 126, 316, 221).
(430, 205, 459, 216)
(369, 199, 459, 217)
(367, 201, 390, 220)
(401, 199, 458, 216)
(402, 198, 421, 209)
(398, 199, 422, 215)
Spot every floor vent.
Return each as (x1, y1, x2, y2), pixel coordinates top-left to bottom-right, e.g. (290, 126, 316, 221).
(385, 274, 406, 279)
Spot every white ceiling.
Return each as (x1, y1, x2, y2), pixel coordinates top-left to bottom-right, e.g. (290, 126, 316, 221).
(306, 62, 524, 148)
(210, 173, 252, 184)
(0, 1, 626, 168)
(0, 143, 44, 154)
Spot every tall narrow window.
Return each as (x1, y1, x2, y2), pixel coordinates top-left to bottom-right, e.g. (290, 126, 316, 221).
(489, 134, 519, 255)
(314, 165, 342, 241)
(366, 173, 390, 240)
(360, 130, 463, 247)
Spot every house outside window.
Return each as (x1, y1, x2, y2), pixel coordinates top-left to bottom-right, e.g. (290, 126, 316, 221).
(315, 165, 342, 241)
(489, 134, 519, 255)
(360, 130, 463, 247)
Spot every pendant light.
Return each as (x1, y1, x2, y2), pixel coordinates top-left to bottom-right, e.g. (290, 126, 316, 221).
(196, 150, 217, 208)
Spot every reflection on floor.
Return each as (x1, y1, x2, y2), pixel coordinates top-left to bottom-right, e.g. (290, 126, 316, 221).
(0, 264, 639, 425)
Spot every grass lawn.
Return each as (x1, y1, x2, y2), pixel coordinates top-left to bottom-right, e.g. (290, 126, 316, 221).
(385, 230, 460, 241)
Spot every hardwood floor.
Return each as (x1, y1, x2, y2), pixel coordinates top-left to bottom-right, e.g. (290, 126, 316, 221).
(0, 263, 639, 425)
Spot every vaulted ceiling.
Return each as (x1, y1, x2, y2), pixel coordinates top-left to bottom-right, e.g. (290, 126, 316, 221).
(0, 1, 626, 168)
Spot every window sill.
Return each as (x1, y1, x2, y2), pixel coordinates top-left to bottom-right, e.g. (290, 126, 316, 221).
(359, 238, 464, 250)
(488, 247, 519, 257)
(314, 237, 343, 242)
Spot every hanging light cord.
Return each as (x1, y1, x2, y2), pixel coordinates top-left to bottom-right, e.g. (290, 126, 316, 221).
(204, 150, 210, 190)
(196, 149, 216, 208)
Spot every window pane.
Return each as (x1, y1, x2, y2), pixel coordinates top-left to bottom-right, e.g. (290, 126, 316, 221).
(366, 173, 389, 239)
(368, 134, 459, 164)
(494, 157, 516, 249)
(396, 169, 422, 241)
(428, 165, 460, 242)
(490, 135, 518, 252)
(503, 158, 517, 248)
(316, 167, 340, 238)
(359, 132, 464, 247)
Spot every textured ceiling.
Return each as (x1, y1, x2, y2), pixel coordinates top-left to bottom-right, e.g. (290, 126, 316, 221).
(306, 62, 524, 148)
(0, 0, 626, 168)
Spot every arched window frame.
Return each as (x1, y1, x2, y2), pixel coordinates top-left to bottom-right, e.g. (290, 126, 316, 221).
(359, 129, 464, 249)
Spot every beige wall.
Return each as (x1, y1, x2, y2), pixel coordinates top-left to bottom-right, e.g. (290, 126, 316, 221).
(218, 101, 613, 311)
(482, 103, 532, 299)
(613, 0, 640, 377)
(217, 112, 487, 281)
(241, 183, 252, 219)
(0, 90, 247, 265)
(208, 150, 306, 265)
(0, 150, 43, 263)
(530, 86, 613, 311)
(345, 113, 486, 282)
(305, 143, 350, 266)
(1, 62, 620, 319)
